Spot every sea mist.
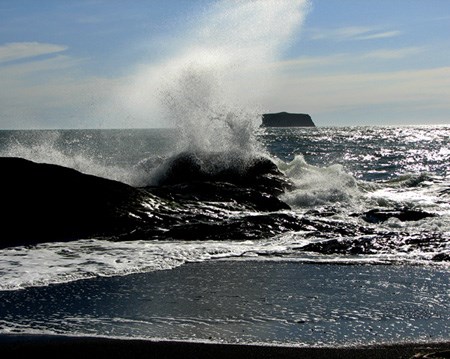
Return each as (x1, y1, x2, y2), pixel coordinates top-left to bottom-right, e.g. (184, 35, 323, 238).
(106, 0, 310, 152)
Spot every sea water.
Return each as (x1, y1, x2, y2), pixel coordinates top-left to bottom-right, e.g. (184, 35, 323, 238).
(0, 126, 448, 345)
(0, 126, 448, 288)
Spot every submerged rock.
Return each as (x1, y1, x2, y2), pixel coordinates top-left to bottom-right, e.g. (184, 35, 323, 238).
(361, 208, 435, 223)
(301, 231, 448, 258)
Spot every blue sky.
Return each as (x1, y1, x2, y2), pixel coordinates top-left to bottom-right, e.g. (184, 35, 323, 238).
(0, 0, 449, 128)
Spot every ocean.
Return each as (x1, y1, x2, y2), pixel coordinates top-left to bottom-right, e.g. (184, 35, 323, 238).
(0, 125, 449, 346)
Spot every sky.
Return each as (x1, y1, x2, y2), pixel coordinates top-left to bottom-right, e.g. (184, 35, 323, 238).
(0, 0, 449, 128)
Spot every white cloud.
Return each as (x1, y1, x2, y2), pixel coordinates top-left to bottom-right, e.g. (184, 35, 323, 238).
(0, 54, 84, 79)
(308, 26, 402, 41)
(362, 47, 423, 60)
(273, 53, 348, 68)
(0, 42, 68, 64)
(355, 30, 402, 40)
(271, 47, 425, 72)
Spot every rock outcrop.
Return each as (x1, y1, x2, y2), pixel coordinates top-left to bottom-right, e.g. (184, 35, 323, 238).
(0, 157, 148, 248)
(0, 156, 295, 248)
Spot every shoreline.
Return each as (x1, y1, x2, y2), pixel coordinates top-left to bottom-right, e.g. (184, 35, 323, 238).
(1, 261, 449, 346)
(1, 334, 450, 358)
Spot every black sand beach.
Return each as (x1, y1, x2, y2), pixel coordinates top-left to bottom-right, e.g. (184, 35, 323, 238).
(1, 334, 450, 358)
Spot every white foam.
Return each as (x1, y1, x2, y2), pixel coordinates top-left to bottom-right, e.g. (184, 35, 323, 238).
(2, 229, 448, 292)
(278, 155, 362, 209)
(0, 238, 290, 291)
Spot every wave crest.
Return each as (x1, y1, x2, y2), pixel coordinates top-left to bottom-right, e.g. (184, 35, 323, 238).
(279, 154, 361, 208)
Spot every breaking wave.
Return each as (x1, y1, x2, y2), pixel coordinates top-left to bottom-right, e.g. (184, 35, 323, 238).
(278, 154, 362, 209)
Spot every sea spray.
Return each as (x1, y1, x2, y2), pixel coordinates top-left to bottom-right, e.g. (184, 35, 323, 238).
(102, 0, 310, 149)
(160, 65, 261, 155)
(143, 0, 311, 182)
(0, 129, 177, 186)
(278, 154, 362, 209)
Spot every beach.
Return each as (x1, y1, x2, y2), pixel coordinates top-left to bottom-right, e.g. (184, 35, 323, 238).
(1, 334, 450, 358)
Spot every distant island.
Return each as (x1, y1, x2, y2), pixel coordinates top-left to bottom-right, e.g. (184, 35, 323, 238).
(262, 112, 315, 127)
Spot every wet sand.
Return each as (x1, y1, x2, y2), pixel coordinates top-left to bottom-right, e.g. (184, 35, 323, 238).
(1, 334, 450, 358)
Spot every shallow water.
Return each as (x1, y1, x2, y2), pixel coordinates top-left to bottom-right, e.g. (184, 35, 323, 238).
(0, 261, 448, 346)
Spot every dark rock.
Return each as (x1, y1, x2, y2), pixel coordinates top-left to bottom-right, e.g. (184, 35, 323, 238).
(262, 112, 315, 127)
(432, 253, 450, 262)
(153, 151, 292, 195)
(301, 231, 447, 258)
(165, 213, 304, 241)
(362, 208, 435, 224)
(148, 181, 290, 212)
(146, 151, 293, 212)
(302, 237, 376, 255)
(0, 156, 296, 248)
(0, 157, 150, 248)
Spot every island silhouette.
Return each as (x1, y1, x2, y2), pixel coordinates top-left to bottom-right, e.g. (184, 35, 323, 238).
(262, 112, 315, 127)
